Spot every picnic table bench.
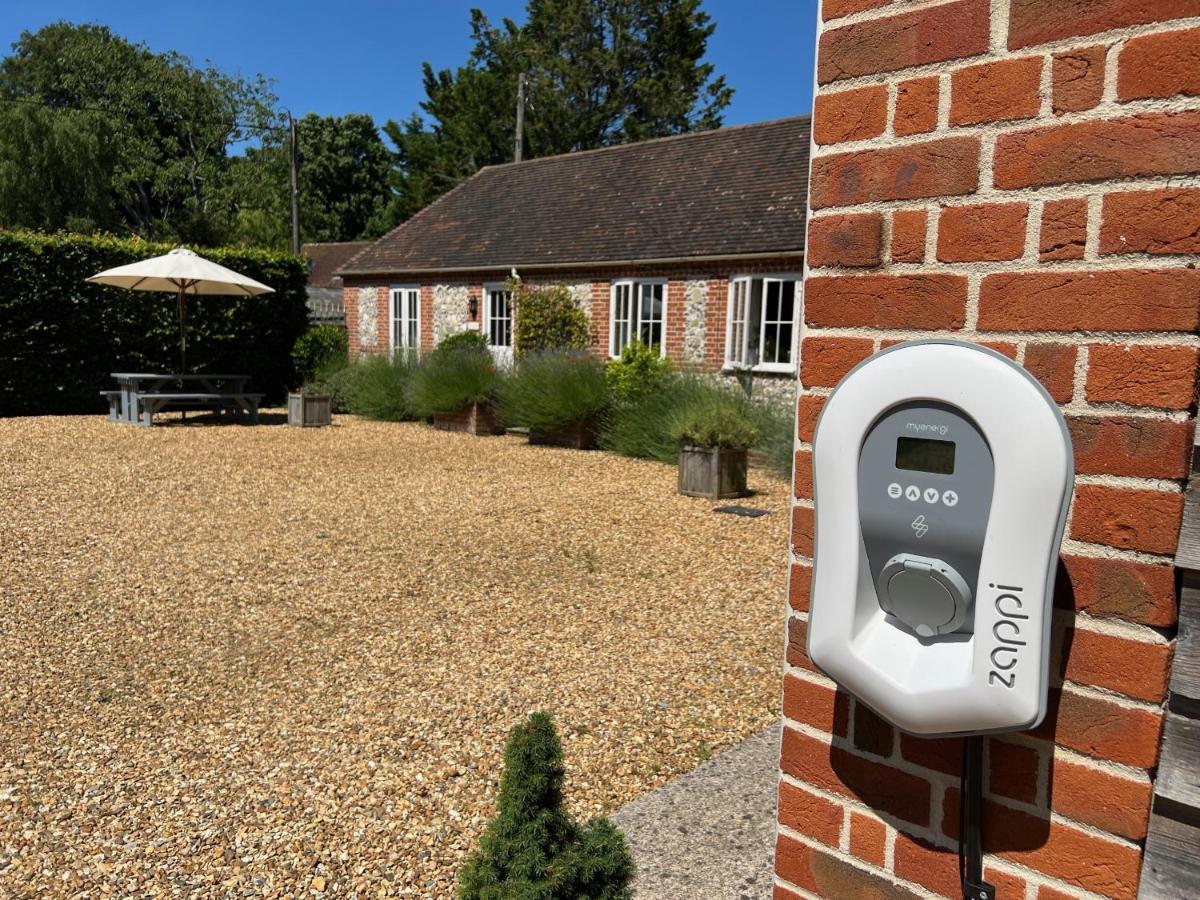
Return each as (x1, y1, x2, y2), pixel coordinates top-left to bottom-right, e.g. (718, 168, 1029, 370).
(104, 373, 263, 426)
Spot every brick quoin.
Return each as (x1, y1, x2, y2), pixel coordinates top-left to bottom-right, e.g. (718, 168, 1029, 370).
(950, 56, 1042, 126)
(937, 202, 1028, 262)
(817, 0, 989, 84)
(1101, 188, 1200, 255)
(806, 213, 882, 267)
(1007, 0, 1200, 49)
(1118, 25, 1200, 100)
(782, 1, 1200, 896)
(812, 86, 888, 145)
(1052, 45, 1106, 114)
(894, 76, 939, 136)
(994, 110, 1200, 189)
(1086, 344, 1200, 409)
(1039, 197, 1088, 261)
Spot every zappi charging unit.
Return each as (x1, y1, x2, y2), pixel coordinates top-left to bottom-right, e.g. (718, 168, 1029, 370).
(806, 340, 1074, 737)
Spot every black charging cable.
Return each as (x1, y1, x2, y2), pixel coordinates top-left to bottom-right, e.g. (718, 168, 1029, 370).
(959, 736, 995, 900)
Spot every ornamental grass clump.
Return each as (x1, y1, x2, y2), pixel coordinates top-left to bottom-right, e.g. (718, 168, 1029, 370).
(667, 385, 760, 450)
(407, 335, 500, 417)
(498, 352, 609, 432)
(457, 712, 634, 900)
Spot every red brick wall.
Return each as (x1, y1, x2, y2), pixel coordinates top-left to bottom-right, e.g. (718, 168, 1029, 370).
(780, 3, 1200, 898)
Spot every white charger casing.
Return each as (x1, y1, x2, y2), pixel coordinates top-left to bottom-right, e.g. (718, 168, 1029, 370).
(806, 340, 1074, 736)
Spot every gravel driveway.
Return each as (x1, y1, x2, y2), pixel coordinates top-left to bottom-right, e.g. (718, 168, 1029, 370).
(0, 414, 789, 897)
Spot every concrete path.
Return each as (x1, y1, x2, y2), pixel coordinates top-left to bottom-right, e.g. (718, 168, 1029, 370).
(612, 721, 782, 900)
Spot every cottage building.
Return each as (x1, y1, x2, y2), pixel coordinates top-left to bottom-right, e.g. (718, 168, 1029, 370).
(338, 115, 809, 402)
(302, 240, 371, 325)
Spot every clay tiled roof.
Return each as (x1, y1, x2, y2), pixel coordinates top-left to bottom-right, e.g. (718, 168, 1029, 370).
(303, 241, 373, 287)
(339, 116, 810, 276)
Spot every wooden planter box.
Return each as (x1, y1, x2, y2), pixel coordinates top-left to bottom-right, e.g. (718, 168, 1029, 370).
(678, 445, 750, 499)
(288, 392, 332, 427)
(529, 419, 597, 449)
(432, 402, 504, 435)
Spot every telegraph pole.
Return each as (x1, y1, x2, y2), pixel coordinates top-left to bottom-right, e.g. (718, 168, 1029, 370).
(288, 112, 300, 254)
(514, 73, 527, 163)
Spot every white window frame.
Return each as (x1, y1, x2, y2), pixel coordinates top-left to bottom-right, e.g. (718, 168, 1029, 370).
(389, 284, 421, 354)
(608, 278, 668, 359)
(482, 283, 513, 349)
(724, 274, 800, 374)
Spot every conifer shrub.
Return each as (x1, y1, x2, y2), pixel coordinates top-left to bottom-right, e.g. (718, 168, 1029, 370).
(458, 712, 634, 900)
(407, 339, 499, 417)
(498, 352, 609, 432)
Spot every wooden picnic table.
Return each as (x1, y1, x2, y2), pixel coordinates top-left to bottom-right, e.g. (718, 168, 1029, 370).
(103, 373, 263, 426)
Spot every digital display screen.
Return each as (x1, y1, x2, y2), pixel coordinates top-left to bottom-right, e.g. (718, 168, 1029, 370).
(896, 437, 956, 475)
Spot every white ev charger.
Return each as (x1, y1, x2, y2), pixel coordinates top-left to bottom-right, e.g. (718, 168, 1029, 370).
(807, 339, 1074, 736)
(806, 340, 1074, 899)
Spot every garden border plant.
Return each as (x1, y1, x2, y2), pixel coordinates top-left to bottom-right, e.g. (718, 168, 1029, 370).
(499, 351, 609, 449)
(407, 331, 504, 435)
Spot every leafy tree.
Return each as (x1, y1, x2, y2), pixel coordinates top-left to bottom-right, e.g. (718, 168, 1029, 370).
(0, 21, 281, 243)
(379, 0, 731, 229)
(458, 712, 633, 899)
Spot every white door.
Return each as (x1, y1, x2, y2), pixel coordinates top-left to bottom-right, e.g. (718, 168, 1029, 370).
(390, 286, 420, 355)
(484, 286, 514, 366)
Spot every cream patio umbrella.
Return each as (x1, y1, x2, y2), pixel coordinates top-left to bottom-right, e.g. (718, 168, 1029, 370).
(86, 247, 274, 373)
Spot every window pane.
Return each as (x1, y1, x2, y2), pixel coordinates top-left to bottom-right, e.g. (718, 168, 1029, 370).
(765, 280, 780, 321)
(747, 280, 763, 365)
(780, 280, 796, 321)
(776, 323, 793, 364)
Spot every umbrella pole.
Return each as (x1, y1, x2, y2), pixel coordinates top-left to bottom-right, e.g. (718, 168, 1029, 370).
(177, 287, 188, 374)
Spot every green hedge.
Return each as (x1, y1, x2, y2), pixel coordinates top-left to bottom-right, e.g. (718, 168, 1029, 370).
(0, 230, 309, 416)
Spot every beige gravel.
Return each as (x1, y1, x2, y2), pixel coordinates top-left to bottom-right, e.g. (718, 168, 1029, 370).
(0, 413, 789, 898)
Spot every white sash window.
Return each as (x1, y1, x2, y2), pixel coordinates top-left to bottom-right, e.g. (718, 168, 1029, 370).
(390, 286, 420, 353)
(609, 280, 666, 358)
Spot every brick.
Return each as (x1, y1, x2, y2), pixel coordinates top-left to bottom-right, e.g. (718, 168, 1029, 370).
(1059, 554, 1178, 627)
(801, 336, 875, 388)
(978, 269, 1200, 332)
(1101, 188, 1200, 255)
(1023, 343, 1076, 403)
(1052, 756, 1153, 841)
(890, 209, 928, 262)
(1068, 415, 1193, 479)
(951, 56, 1043, 126)
(783, 672, 850, 737)
(893, 832, 961, 898)
(781, 726, 933, 826)
(813, 86, 889, 145)
(777, 780, 844, 846)
(1052, 45, 1106, 114)
(937, 202, 1029, 262)
(1086, 344, 1199, 408)
(980, 340, 1019, 359)
(849, 812, 887, 868)
(807, 213, 882, 267)
(853, 700, 894, 757)
(788, 563, 812, 613)
(810, 136, 980, 209)
(807, 274, 967, 329)
(988, 740, 1041, 804)
(817, 0, 989, 84)
(1039, 197, 1088, 261)
(797, 393, 827, 443)
(994, 110, 1200, 189)
(899, 734, 963, 776)
(1032, 688, 1164, 768)
(1119, 26, 1200, 100)
(1009, 0, 1200, 49)
(791, 505, 815, 557)
(894, 76, 939, 137)
(942, 793, 1142, 898)
(773, 884, 805, 900)
(786, 616, 816, 672)
(794, 449, 813, 500)
(1039, 887, 1080, 900)
(1071, 484, 1184, 554)
(1060, 626, 1172, 703)
(776, 833, 925, 899)
(985, 867, 1027, 900)
(821, 0, 890, 21)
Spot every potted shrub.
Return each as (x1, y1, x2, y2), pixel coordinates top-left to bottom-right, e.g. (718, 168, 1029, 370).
(499, 352, 608, 448)
(407, 332, 504, 435)
(669, 390, 759, 499)
(288, 324, 348, 427)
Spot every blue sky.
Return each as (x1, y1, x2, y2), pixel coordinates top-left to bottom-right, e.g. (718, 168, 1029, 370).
(0, 0, 817, 135)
